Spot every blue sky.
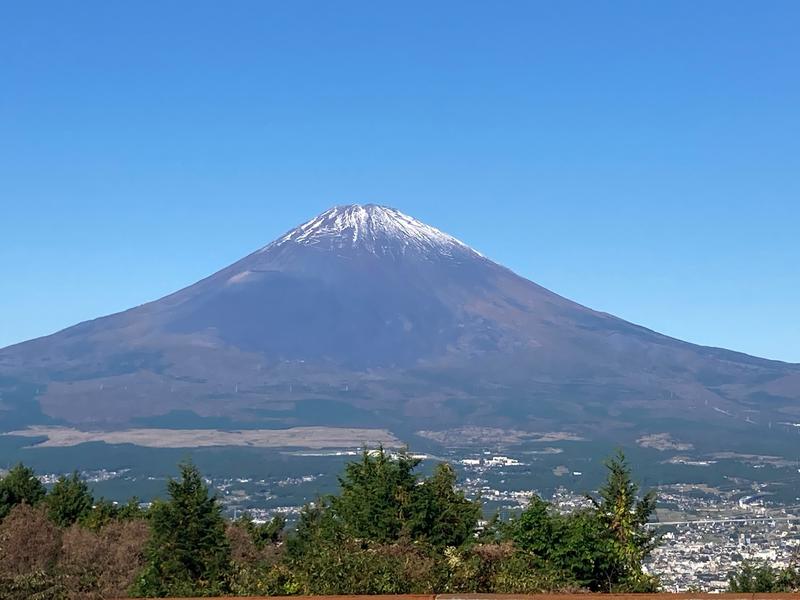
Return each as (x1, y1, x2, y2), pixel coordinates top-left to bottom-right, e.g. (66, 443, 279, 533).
(1, 1, 798, 362)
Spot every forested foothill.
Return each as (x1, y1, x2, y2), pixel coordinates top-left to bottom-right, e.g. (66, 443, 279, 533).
(0, 448, 795, 598)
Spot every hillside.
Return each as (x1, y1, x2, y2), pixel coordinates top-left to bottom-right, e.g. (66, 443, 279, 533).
(1, 204, 798, 445)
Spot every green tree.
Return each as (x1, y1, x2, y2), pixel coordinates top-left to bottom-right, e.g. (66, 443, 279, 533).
(728, 560, 800, 592)
(506, 451, 658, 592)
(506, 496, 616, 591)
(586, 449, 658, 591)
(409, 462, 481, 548)
(236, 513, 286, 548)
(46, 471, 93, 527)
(118, 496, 148, 520)
(332, 446, 420, 543)
(295, 447, 480, 551)
(0, 463, 46, 519)
(549, 509, 620, 591)
(285, 448, 481, 593)
(132, 461, 230, 597)
(505, 495, 555, 558)
(80, 497, 119, 530)
(286, 496, 342, 560)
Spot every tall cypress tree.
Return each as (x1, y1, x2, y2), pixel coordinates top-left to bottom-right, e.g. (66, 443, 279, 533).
(132, 461, 230, 597)
(587, 449, 658, 590)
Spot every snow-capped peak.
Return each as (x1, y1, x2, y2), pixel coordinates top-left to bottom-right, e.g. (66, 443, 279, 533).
(263, 204, 482, 259)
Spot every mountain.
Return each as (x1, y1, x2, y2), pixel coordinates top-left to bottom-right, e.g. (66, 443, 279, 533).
(1, 204, 799, 446)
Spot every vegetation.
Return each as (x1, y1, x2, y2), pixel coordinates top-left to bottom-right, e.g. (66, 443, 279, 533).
(132, 462, 231, 597)
(728, 559, 800, 592)
(0, 463, 46, 519)
(46, 472, 93, 527)
(503, 450, 658, 592)
(0, 447, 664, 597)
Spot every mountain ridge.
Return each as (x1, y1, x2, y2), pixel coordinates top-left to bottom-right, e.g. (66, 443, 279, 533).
(1, 204, 798, 446)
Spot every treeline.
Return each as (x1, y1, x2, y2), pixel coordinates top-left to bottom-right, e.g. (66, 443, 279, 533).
(728, 560, 800, 593)
(0, 448, 792, 598)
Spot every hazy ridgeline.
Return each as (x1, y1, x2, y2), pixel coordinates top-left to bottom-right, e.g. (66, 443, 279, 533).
(0, 448, 796, 599)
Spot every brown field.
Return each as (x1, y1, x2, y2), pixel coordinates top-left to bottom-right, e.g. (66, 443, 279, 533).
(4, 425, 402, 449)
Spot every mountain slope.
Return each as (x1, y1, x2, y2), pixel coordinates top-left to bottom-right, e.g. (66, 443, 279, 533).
(1, 204, 798, 443)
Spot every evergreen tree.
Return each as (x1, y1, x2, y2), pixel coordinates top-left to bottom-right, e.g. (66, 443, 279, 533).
(505, 495, 555, 557)
(409, 462, 481, 548)
(332, 446, 420, 543)
(729, 560, 800, 592)
(506, 495, 616, 590)
(236, 513, 286, 548)
(506, 450, 659, 592)
(132, 461, 230, 597)
(286, 496, 341, 560)
(117, 496, 148, 520)
(46, 471, 93, 527)
(0, 463, 46, 519)
(587, 449, 658, 590)
(80, 497, 119, 530)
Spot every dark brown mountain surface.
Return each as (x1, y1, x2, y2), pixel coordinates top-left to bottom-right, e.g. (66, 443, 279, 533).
(1, 205, 798, 445)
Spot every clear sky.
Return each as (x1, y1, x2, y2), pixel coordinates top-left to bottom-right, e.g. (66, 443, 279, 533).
(1, 2, 798, 362)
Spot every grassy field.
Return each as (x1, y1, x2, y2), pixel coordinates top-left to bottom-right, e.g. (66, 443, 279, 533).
(4, 425, 402, 449)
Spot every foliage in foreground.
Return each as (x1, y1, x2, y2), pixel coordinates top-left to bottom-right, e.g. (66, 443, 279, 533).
(0, 447, 662, 597)
(728, 559, 800, 592)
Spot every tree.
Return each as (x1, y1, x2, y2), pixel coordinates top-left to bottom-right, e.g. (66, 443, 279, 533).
(505, 451, 659, 592)
(80, 497, 119, 530)
(586, 449, 658, 591)
(505, 495, 615, 591)
(131, 461, 230, 597)
(235, 513, 286, 548)
(332, 446, 420, 543)
(285, 448, 482, 594)
(117, 496, 147, 520)
(728, 560, 800, 592)
(0, 463, 46, 519)
(328, 446, 481, 547)
(505, 495, 555, 558)
(286, 496, 342, 560)
(46, 472, 93, 527)
(409, 462, 481, 548)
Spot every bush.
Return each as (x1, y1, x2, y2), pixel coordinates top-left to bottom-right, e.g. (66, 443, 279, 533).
(59, 519, 149, 599)
(0, 504, 61, 577)
(0, 570, 64, 600)
(287, 539, 445, 594)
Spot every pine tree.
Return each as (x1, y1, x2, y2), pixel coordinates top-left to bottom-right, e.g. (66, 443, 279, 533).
(132, 461, 230, 597)
(587, 449, 658, 590)
(332, 446, 420, 543)
(0, 463, 46, 519)
(46, 471, 93, 527)
(409, 462, 481, 548)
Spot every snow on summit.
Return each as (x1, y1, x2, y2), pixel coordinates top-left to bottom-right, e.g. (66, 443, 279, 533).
(265, 204, 482, 258)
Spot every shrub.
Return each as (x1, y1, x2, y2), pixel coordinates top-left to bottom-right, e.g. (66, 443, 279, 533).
(58, 519, 149, 599)
(0, 504, 61, 577)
